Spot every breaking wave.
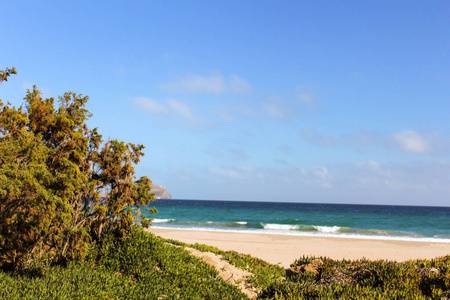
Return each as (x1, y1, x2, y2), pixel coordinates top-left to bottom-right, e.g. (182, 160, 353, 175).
(263, 224, 300, 230)
(152, 218, 176, 223)
(313, 225, 341, 233)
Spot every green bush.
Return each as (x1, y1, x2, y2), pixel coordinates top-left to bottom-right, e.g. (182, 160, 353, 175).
(259, 255, 450, 299)
(0, 68, 156, 268)
(2, 227, 450, 299)
(97, 226, 247, 299)
(1, 227, 248, 299)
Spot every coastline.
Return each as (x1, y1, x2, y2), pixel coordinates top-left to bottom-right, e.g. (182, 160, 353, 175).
(146, 227, 450, 268)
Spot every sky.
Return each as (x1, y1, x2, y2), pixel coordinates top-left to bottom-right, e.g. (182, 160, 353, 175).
(1, 1, 450, 206)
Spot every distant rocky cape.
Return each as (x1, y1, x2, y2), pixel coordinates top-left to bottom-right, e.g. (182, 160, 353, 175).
(151, 184, 172, 199)
(99, 184, 171, 200)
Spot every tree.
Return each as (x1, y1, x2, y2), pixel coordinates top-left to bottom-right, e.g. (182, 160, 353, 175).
(0, 68, 156, 268)
(0, 67, 16, 84)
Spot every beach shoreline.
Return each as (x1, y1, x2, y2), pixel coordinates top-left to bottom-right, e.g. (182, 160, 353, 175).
(146, 227, 450, 268)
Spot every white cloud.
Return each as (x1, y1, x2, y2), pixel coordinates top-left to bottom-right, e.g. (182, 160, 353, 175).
(308, 166, 332, 188)
(353, 160, 394, 187)
(301, 128, 336, 146)
(356, 160, 382, 173)
(167, 99, 195, 120)
(313, 166, 329, 180)
(197, 158, 450, 205)
(172, 74, 226, 94)
(216, 104, 258, 122)
(292, 166, 307, 176)
(131, 97, 203, 123)
(164, 73, 253, 96)
(208, 165, 254, 180)
(208, 167, 242, 179)
(235, 165, 253, 172)
(272, 165, 332, 189)
(263, 102, 285, 119)
(296, 93, 316, 110)
(340, 160, 450, 198)
(391, 130, 431, 154)
(228, 148, 249, 161)
(228, 75, 254, 96)
(132, 97, 168, 114)
(263, 96, 295, 120)
(301, 128, 437, 155)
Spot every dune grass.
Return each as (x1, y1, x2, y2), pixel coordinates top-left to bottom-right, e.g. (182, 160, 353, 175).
(1, 226, 449, 299)
(0, 226, 246, 299)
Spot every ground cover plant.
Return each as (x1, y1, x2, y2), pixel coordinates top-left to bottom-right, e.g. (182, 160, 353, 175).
(167, 238, 450, 299)
(259, 255, 450, 299)
(0, 226, 247, 300)
(2, 227, 450, 299)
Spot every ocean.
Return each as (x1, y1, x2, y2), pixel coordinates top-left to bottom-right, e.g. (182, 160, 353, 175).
(143, 199, 450, 243)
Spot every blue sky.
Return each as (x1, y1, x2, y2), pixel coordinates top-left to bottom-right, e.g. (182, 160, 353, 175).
(2, 1, 450, 206)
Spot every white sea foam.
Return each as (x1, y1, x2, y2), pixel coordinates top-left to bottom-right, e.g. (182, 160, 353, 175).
(152, 218, 175, 223)
(235, 221, 247, 225)
(263, 223, 300, 230)
(313, 226, 341, 233)
(150, 225, 450, 243)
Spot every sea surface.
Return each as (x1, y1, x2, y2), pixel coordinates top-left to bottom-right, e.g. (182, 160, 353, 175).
(142, 199, 450, 243)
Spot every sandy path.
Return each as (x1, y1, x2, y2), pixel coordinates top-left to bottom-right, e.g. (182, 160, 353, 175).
(185, 247, 258, 299)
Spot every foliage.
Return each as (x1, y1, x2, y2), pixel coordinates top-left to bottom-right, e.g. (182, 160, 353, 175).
(0, 67, 16, 84)
(1, 226, 450, 299)
(259, 255, 450, 299)
(165, 236, 450, 299)
(0, 68, 156, 268)
(0, 261, 134, 300)
(0, 226, 247, 299)
(186, 242, 285, 290)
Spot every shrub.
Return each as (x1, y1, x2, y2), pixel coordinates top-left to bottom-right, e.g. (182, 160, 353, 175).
(0, 68, 156, 268)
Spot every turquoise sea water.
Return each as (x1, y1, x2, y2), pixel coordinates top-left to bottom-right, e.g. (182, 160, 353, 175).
(143, 200, 450, 243)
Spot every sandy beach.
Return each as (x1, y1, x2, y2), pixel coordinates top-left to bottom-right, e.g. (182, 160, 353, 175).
(147, 228, 450, 268)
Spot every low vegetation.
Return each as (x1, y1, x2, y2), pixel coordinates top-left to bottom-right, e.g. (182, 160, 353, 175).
(260, 255, 450, 299)
(173, 239, 450, 299)
(1, 226, 449, 299)
(0, 226, 246, 299)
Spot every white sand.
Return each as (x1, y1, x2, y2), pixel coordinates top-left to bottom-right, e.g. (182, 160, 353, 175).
(147, 228, 450, 268)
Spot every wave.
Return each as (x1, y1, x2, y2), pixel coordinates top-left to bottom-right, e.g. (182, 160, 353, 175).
(221, 221, 256, 228)
(152, 220, 412, 237)
(151, 225, 450, 243)
(263, 223, 300, 230)
(313, 225, 341, 233)
(150, 220, 450, 243)
(235, 221, 247, 225)
(262, 223, 342, 233)
(435, 235, 450, 239)
(152, 218, 176, 223)
(353, 228, 405, 236)
(152, 220, 255, 229)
